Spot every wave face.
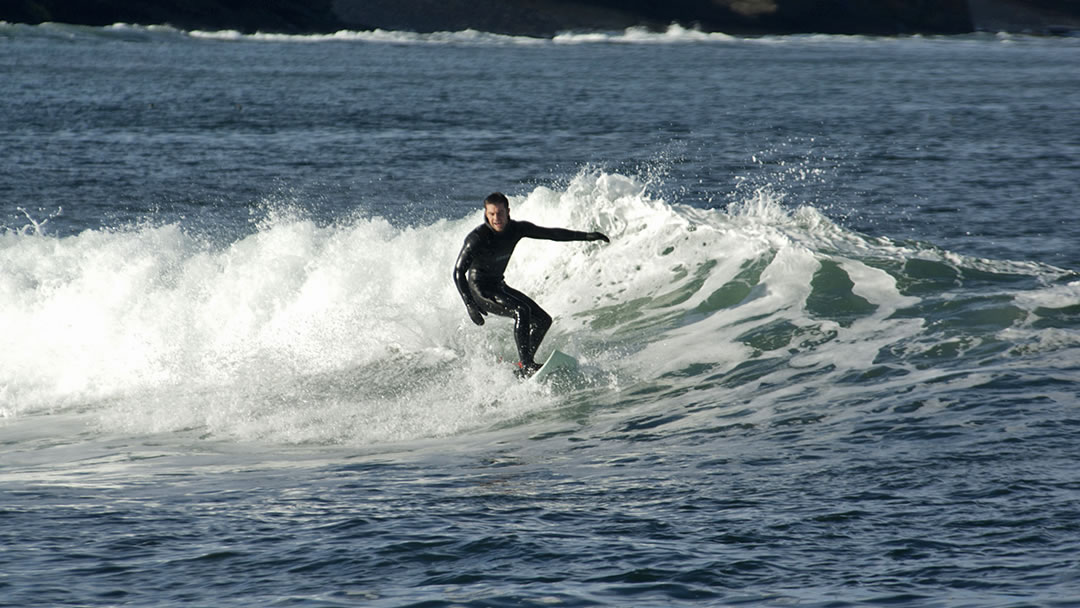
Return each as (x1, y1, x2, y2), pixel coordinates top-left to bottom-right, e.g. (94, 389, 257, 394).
(3, 170, 1076, 447)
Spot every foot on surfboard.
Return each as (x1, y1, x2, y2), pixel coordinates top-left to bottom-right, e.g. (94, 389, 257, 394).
(518, 350, 580, 381)
(514, 361, 543, 379)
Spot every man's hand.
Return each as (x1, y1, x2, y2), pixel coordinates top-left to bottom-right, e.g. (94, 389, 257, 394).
(587, 232, 610, 243)
(467, 303, 486, 326)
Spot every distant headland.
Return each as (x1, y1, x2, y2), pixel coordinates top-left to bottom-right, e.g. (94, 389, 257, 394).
(4, 0, 1078, 36)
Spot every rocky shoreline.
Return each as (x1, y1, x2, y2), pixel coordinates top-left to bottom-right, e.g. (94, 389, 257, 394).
(3, 0, 1078, 36)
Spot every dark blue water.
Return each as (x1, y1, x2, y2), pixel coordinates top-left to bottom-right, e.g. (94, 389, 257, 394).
(2, 22, 1079, 607)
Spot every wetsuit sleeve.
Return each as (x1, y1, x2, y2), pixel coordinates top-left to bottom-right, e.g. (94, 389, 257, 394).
(453, 233, 480, 308)
(518, 221, 600, 242)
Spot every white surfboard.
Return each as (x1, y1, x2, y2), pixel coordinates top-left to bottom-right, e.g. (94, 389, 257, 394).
(530, 349, 579, 382)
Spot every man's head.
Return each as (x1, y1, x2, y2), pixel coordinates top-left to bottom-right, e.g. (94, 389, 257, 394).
(484, 192, 510, 232)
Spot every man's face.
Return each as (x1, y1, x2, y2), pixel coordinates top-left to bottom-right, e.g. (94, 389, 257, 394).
(485, 202, 509, 232)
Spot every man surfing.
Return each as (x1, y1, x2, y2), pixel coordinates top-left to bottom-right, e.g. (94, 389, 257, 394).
(454, 192, 610, 378)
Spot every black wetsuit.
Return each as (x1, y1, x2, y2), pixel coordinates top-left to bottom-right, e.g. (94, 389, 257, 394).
(454, 219, 603, 369)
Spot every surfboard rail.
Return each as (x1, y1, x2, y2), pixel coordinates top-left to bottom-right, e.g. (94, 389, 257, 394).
(531, 349, 579, 382)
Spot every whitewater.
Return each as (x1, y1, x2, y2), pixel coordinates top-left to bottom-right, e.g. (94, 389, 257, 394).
(2, 21, 1079, 607)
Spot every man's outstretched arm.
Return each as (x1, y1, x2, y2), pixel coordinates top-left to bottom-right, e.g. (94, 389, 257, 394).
(521, 221, 609, 243)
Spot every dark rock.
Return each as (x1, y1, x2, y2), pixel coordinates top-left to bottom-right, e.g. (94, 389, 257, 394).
(1, 0, 1078, 36)
(969, 0, 1080, 34)
(329, 0, 976, 36)
(5, 0, 344, 34)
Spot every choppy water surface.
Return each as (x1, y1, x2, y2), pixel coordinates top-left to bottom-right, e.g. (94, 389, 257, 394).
(2, 23, 1079, 607)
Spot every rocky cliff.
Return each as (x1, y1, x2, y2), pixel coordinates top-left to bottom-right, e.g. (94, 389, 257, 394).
(3, 0, 1078, 35)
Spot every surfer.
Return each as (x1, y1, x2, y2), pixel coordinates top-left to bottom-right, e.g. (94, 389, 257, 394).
(454, 192, 610, 377)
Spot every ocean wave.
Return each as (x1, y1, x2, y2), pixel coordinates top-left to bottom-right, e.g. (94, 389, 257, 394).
(2, 170, 1076, 446)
